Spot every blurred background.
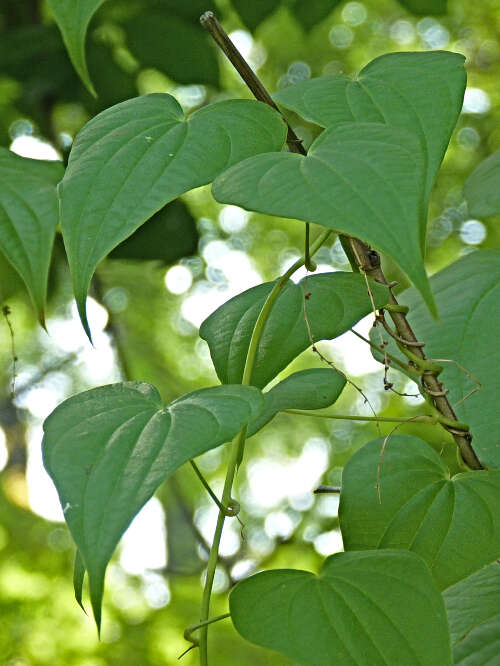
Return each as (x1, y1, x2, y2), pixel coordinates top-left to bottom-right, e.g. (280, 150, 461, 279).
(0, 0, 499, 663)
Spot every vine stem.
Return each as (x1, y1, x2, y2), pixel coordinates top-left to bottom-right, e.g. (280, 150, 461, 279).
(200, 11, 482, 471)
(198, 230, 331, 665)
(283, 410, 438, 424)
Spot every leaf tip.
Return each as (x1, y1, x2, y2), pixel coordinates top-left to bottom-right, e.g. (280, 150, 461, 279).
(38, 310, 48, 331)
(76, 298, 94, 344)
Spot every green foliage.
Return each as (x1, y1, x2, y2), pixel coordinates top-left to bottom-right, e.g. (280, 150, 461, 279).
(230, 550, 452, 665)
(0, 148, 64, 323)
(370, 250, 500, 468)
(200, 272, 388, 387)
(273, 52, 466, 210)
(109, 199, 198, 263)
(464, 149, 500, 217)
(124, 13, 219, 87)
(397, 0, 447, 14)
(213, 121, 436, 312)
(339, 435, 500, 589)
(2, 2, 500, 663)
(58, 95, 286, 337)
(247, 368, 346, 436)
(42, 382, 263, 628)
(46, 0, 106, 95)
(444, 562, 500, 660)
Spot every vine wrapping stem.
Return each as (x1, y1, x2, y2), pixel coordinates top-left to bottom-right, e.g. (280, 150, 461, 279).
(200, 11, 482, 471)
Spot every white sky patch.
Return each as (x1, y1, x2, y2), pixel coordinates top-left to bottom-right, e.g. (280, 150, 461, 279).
(319, 314, 381, 376)
(462, 88, 491, 114)
(120, 497, 167, 575)
(218, 205, 249, 233)
(26, 425, 64, 522)
(182, 246, 261, 327)
(10, 135, 61, 161)
(0, 427, 8, 471)
(195, 504, 241, 557)
(231, 559, 256, 581)
(229, 30, 253, 59)
(244, 437, 329, 512)
(314, 529, 343, 556)
(165, 265, 193, 294)
(264, 510, 296, 539)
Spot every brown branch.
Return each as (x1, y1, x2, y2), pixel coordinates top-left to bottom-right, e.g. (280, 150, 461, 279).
(200, 12, 482, 470)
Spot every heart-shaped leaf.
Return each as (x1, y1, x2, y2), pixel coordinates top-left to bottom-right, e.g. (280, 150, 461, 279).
(464, 149, 500, 218)
(42, 381, 263, 629)
(0, 148, 64, 324)
(230, 550, 452, 666)
(339, 434, 500, 590)
(47, 0, 105, 95)
(212, 122, 436, 314)
(369, 249, 500, 468)
(247, 368, 346, 436)
(444, 562, 500, 659)
(200, 271, 388, 388)
(274, 51, 464, 210)
(59, 94, 286, 338)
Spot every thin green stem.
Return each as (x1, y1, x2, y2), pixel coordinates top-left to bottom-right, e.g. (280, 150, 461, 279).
(190, 460, 239, 516)
(283, 409, 438, 424)
(198, 229, 332, 665)
(304, 224, 316, 271)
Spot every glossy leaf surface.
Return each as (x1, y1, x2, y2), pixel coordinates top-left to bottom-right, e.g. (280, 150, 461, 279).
(230, 550, 452, 665)
(0, 148, 64, 323)
(212, 122, 435, 314)
(339, 435, 500, 590)
(47, 0, 105, 95)
(369, 250, 500, 468)
(42, 382, 263, 628)
(59, 94, 286, 336)
(200, 271, 388, 388)
(274, 51, 465, 209)
(247, 368, 346, 436)
(464, 149, 500, 217)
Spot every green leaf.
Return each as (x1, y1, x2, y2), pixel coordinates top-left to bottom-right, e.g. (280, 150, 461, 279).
(212, 122, 435, 314)
(109, 199, 198, 264)
(42, 382, 263, 629)
(59, 94, 286, 338)
(200, 271, 388, 388)
(125, 14, 219, 87)
(73, 549, 86, 613)
(339, 434, 500, 590)
(232, 0, 282, 30)
(369, 249, 500, 468)
(453, 617, 500, 665)
(47, 0, 106, 95)
(152, 0, 217, 23)
(464, 149, 500, 218)
(247, 368, 346, 436)
(444, 562, 500, 653)
(0, 148, 64, 324)
(230, 550, 452, 666)
(274, 51, 465, 208)
(397, 0, 447, 14)
(292, 0, 342, 30)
